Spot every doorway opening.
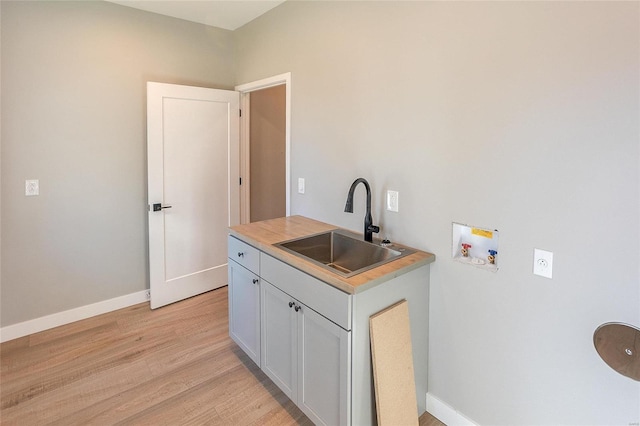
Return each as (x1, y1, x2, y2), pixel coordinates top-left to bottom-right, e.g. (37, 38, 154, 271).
(235, 73, 291, 224)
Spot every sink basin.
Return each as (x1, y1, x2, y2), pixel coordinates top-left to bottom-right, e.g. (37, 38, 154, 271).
(275, 229, 415, 277)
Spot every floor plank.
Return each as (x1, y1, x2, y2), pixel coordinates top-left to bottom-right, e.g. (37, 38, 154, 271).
(1, 286, 444, 425)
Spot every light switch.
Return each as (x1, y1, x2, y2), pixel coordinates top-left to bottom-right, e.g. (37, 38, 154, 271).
(298, 178, 305, 194)
(25, 179, 39, 196)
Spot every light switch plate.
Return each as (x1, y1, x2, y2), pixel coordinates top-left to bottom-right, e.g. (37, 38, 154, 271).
(25, 179, 39, 196)
(533, 248, 553, 279)
(298, 178, 305, 194)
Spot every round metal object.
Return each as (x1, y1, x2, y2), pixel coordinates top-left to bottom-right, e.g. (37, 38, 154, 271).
(593, 322, 640, 381)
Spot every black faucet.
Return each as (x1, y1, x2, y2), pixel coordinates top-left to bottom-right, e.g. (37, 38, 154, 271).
(344, 178, 380, 243)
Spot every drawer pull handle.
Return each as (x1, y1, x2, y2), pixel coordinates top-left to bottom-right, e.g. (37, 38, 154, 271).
(252, 279, 258, 284)
(237, 252, 244, 258)
(288, 301, 294, 308)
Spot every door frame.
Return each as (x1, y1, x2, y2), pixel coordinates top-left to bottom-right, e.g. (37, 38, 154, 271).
(235, 72, 291, 224)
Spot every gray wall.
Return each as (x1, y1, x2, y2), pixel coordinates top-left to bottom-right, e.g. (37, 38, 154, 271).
(234, 1, 640, 425)
(1, 1, 234, 325)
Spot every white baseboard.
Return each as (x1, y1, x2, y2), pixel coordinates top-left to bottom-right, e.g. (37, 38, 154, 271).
(0, 290, 149, 343)
(427, 393, 479, 426)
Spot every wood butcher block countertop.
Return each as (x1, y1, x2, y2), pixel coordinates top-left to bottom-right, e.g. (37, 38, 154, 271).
(229, 216, 435, 294)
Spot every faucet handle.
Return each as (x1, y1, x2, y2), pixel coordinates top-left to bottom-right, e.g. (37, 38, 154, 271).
(368, 225, 380, 234)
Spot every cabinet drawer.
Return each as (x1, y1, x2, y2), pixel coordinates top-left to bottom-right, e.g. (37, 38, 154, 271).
(261, 253, 352, 330)
(228, 236, 260, 274)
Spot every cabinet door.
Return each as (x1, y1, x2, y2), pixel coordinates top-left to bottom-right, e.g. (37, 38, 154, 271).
(261, 280, 297, 399)
(297, 305, 351, 426)
(228, 260, 260, 365)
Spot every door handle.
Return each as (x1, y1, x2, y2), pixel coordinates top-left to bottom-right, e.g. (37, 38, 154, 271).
(152, 203, 172, 212)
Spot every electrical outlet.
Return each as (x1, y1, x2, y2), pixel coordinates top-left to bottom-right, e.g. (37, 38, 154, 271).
(533, 248, 553, 279)
(145, 290, 151, 301)
(25, 179, 39, 196)
(386, 190, 399, 212)
(298, 178, 305, 194)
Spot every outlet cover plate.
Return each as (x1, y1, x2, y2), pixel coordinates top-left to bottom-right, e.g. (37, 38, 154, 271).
(533, 248, 553, 279)
(25, 179, 39, 196)
(386, 190, 399, 212)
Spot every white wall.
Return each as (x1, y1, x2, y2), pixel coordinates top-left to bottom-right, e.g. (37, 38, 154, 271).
(1, 1, 235, 326)
(234, 2, 640, 424)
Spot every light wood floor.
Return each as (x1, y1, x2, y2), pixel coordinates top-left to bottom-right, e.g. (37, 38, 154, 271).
(1, 286, 444, 425)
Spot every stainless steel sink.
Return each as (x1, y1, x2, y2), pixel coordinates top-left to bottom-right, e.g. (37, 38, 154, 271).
(275, 229, 415, 277)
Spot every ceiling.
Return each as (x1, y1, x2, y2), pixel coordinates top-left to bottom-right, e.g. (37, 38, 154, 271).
(105, 0, 286, 31)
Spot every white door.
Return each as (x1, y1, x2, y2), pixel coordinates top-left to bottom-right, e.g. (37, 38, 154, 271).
(147, 82, 239, 309)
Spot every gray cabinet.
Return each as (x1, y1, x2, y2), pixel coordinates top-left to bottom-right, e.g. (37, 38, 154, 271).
(228, 234, 430, 426)
(261, 279, 296, 398)
(228, 237, 261, 366)
(261, 280, 350, 426)
(297, 297, 350, 425)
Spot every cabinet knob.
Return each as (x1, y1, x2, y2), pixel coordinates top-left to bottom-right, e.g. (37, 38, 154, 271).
(294, 305, 301, 312)
(288, 301, 294, 308)
(237, 252, 244, 258)
(252, 279, 258, 284)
